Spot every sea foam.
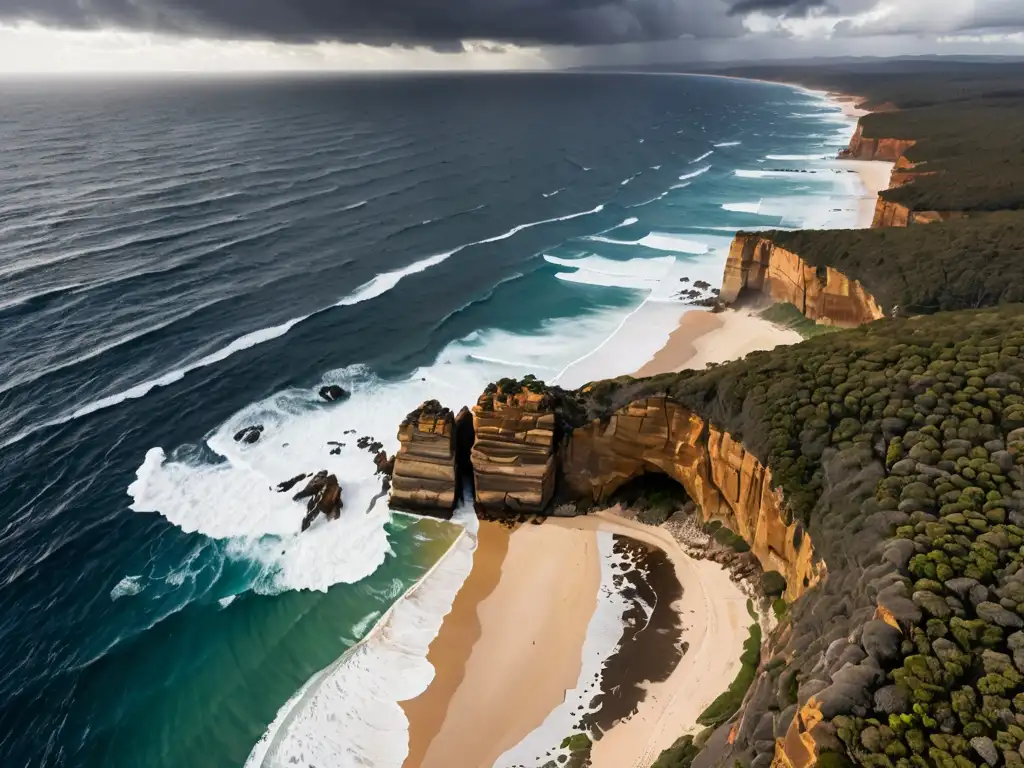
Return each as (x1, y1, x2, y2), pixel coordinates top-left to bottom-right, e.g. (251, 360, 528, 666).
(245, 527, 475, 768)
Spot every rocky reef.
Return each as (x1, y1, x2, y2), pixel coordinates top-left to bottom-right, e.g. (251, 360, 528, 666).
(388, 400, 461, 519)
(719, 233, 884, 327)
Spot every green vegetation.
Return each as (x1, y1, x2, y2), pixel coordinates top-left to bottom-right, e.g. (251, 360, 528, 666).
(630, 304, 1024, 767)
(772, 598, 789, 620)
(768, 212, 1024, 316)
(715, 526, 751, 553)
(761, 302, 842, 338)
(761, 571, 788, 598)
(652, 734, 701, 768)
(696, 623, 763, 728)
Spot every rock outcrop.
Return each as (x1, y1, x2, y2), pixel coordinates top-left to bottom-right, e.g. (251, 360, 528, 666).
(561, 397, 824, 601)
(871, 198, 967, 228)
(233, 424, 264, 444)
(472, 382, 558, 517)
(389, 400, 459, 519)
(720, 234, 884, 327)
(839, 124, 915, 162)
(293, 471, 343, 531)
(318, 385, 350, 402)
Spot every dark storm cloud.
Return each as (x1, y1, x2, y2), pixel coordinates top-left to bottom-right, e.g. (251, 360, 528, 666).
(727, 0, 827, 17)
(0, 0, 746, 46)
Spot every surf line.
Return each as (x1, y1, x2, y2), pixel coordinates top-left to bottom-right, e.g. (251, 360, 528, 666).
(0, 206, 606, 451)
(248, 524, 472, 768)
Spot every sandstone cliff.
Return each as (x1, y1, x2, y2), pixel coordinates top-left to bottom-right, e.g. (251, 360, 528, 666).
(720, 233, 884, 327)
(871, 198, 966, 228)
(561, 397, 824, 602)
(389, 400, 459, 518)
(471, 382, 558, 517)
(839, 123, 915, 162)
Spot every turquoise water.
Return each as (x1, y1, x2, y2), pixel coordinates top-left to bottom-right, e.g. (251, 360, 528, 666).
(0, 72, 858, 766)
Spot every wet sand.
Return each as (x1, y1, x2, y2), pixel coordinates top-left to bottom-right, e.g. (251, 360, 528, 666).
(402, 522, 601, 768)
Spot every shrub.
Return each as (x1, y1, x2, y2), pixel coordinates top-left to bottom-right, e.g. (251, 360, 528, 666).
(760, 571, 788, 598)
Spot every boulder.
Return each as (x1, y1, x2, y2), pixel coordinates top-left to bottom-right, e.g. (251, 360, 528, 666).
(233, 425, 264, 444)
(318, 385, 350, 402)
(860, 620, 902, 664)
(293, 471, 343, 530)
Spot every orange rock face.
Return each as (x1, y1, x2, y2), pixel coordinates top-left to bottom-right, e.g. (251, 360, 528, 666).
(872, 199, 967, 228)
(561, 397, 824, 601)
(839, 124, 915, 162)
(720, 234, 885, 327)
(471, 388, 557, 516)
(389, 401, 458, 517)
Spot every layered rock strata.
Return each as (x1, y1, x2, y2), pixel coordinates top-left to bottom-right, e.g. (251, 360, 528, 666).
(389, 400, 459, 518)
(872, 199, 966, 228)
(561, 396, 824, 601)
(471, 385, 558, 517)
(720, 234, 884, 327)
(839, 124, 915, 162)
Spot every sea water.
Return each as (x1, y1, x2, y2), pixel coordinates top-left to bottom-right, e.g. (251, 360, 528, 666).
(0, 72, 860, 766)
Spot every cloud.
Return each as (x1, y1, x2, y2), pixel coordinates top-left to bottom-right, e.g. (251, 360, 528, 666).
(0, 0, 745, 48)
(728, 0, 827, 17)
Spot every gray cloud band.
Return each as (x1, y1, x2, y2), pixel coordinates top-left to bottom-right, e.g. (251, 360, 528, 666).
(0, 0, 747, 46)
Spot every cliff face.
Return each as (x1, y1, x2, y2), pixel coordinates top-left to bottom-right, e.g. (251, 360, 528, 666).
(471, 387, 558, 516)
(872, 198, 966, 228)
(389, 400, 459, 518)
(720, 234, 884, 327)
(561, 397, 824, 602)
(839, 124, 915, 162)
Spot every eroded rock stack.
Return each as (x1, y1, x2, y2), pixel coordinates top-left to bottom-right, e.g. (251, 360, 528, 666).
(389, 400, 458, 519)
(472, 379, 558, 517)
(720, 233, 884, 327)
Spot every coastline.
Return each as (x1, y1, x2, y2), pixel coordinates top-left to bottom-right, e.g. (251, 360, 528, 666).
(269, 75, 892, 768)
(402, 521, 602, 768)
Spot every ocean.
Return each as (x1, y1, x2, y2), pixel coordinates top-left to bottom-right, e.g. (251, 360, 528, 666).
(0, 71, 859, 767)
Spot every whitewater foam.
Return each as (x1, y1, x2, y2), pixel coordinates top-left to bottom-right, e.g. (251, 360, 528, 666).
(690, 150, 714, 164)
(2, 205, 606, 451)
(245, 527, 474, 768)
(713, 141, 741, 147)
(678, 165, 711, 182)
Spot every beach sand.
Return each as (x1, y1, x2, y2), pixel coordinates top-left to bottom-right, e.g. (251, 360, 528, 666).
(398, 82, 883, 768)
(633, 307, 802, 378)
(558, 513, 750, 768)
(402, 522, 601, 768)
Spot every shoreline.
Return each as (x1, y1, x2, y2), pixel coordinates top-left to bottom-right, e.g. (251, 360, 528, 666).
(402, 521, 602, 768)
(274, 74, 890, 768)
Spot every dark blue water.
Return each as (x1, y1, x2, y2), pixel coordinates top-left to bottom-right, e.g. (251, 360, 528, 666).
(0, 72, 858, 766)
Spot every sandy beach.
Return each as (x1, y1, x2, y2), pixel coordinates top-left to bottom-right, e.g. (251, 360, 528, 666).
(633, 307, 801, 378)
(402, 521, 602, 768)
(562, 513, 750, 767)
(397, 81, 885, 768)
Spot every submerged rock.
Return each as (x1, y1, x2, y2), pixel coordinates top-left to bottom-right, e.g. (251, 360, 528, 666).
(233, 425, 264, 444)
(275, 473, 308, 493)
(318, 385, 350, 402)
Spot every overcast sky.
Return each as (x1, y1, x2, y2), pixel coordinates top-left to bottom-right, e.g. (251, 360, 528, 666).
(0, 0, 1021, 73)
